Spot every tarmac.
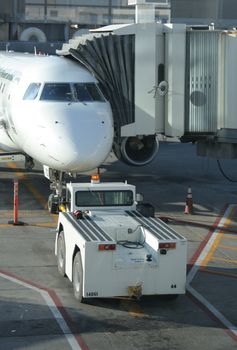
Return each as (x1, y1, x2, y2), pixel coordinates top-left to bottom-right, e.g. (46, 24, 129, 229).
(0, 140, 237, 350)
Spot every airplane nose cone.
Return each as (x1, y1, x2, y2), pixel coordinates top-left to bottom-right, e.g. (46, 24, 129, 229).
(47, 105, 113, 171)
(53, 128, 112, 171)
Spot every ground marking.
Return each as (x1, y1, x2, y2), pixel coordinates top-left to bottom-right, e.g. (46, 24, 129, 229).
(224, 235, 237, 240)
(0, 270, 86, 350)
(1, 164, 88, 348)
(199, 267, 237, 280)
(187, 204, 237, 341)
(210, 256, 237, 265)
(23, 180, 48, 210)
(219, 244, 237, 251)
(7, 164, 144, 318)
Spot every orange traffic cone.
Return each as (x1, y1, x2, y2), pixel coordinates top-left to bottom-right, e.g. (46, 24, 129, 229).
(184, 186, 193, 214)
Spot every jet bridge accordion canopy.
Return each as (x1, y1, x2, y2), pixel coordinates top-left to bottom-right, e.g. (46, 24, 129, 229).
(69, 34, 135, 134)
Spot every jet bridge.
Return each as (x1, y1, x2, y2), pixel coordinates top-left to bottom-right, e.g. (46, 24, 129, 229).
(57, 22, 237, 161)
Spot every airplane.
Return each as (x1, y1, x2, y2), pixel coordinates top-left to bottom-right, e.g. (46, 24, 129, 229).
(0, 51, 114, 212)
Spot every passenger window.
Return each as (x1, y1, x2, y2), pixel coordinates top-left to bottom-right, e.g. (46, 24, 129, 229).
(23, 83, 41, 100)
(74, 83, 105, 102)
(40, 83, 73, 101)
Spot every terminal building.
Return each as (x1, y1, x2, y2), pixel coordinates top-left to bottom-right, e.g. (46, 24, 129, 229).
(1, 1, 237, 161)
(0, 0, 170, 42)
(171, 0, 237, 29)
(1, 1, 237, 43)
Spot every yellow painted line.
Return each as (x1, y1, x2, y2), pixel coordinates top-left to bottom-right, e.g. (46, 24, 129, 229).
(52, 214, 59, 223)
(23, 181, 59, 223)
(224, 234, 237, 240)
(6, 161, 25, 178)
(187, 205, 237, 341)
(0, 222, 56, 228)
(210, 256, 237, 265)
(23, 180, 47, 209)
(5, 161, 58, 223)
(0, 211, 48, 217)
(201, 232, 224, 267)
(0, 224, 18, 228)
(29, 222, 57, 228)
(6, 161, 47, 208)
(201, 208, 235, 268)
(219, 244, 237, 251)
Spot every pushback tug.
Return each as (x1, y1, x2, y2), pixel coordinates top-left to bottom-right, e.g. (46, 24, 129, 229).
(55, 175, 187, 301)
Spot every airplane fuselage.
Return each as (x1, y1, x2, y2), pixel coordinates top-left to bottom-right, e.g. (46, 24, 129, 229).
(0, 52, 114, 172)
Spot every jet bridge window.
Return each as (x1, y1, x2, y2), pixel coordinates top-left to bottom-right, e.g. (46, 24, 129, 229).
(23, 83, 41, 100)
(74, 83, 105, 102)
(40, 83, 73, 101)
(75, 190, 133, 207)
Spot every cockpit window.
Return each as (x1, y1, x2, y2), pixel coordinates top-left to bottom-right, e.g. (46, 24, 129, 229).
(23, 83, 41, 100)
(40, 83, 73, 101)
(39, 82, 105, 102)
(74, 83, 105, 102)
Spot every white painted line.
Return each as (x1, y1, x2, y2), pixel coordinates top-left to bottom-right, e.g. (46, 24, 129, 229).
(187, 285, 237, 337)
(0, 272, 83, 350)
(187, 204, 237, 340)
(40, 289, 82, 350)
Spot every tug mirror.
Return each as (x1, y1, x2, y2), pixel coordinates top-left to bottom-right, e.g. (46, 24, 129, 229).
(136, 193, 144, 202)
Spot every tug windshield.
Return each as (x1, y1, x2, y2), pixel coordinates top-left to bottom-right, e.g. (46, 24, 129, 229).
(75, 190, 133, 207)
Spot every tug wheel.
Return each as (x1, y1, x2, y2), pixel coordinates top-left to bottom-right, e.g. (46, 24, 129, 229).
(57, 231, 66, 277)
(73, 251, 84, 302)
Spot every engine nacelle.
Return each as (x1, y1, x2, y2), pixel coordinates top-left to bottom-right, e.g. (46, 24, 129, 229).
(113, 135, 159, 166)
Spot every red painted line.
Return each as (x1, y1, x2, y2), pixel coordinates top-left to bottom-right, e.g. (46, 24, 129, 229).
(47, 289, 90, 350)
(0, 269, 90, 350)
(0, 268, 46, 290)
(159, 211, 237, 236)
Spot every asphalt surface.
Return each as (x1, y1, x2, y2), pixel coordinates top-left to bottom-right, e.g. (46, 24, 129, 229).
(0, 140, 237, 350)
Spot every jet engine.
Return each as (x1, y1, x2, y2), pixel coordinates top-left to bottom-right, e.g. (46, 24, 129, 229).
(113, 135, 159, 166)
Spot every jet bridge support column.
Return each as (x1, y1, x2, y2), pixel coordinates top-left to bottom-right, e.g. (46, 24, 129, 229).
(164, 24, 186, 137)
(121, 23, 161, 137)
